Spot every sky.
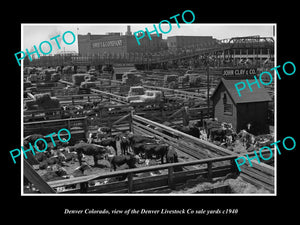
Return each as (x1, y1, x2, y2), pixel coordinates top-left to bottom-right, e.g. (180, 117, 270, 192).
(22, 24, 275, 55)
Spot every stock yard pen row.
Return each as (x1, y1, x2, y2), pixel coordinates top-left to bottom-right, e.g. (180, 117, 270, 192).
(23, 114, 274, 194)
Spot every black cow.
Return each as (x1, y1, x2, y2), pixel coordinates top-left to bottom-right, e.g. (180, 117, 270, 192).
(70, 143, 109, 166)
(110, 154, 138, 171)
(209, 128, 227, 142)
(97, 137, 117, 154)
(132, 143, 146, 155)
(127, 134, 156, 147)
(24, 134, 46, 151)
(166, 146, 183, 172)
(166, 146, 178, 163)
(132, 143, 169, 164)
(145, 144, 169, 164)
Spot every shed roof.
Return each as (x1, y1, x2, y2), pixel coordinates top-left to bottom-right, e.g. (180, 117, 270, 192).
(211, 78, 272, 104)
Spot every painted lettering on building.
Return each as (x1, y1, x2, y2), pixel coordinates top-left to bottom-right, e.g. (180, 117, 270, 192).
(223, 68, 257, 77)
(91, 40, 123, 48)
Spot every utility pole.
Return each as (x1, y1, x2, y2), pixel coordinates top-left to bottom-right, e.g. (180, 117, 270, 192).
(205, 54, 210, 117)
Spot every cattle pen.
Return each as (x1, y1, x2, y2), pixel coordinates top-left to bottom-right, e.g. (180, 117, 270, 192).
(23, 113, 274, 194)
(23, 77, 274, 194)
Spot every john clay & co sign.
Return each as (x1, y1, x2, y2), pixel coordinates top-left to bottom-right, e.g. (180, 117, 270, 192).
(222, 68, 257, 79)
(91, 40, 123, 48)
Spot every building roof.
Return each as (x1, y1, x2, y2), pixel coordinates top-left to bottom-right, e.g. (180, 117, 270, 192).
(211, 78, 272, 104)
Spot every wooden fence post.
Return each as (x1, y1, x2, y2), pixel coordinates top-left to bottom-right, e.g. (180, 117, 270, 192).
(168, 167, 175, 189)
(207, 162, 212, 179)
(80, 182, 88, 193)
(128, 173, 133, 193)
(129, 111, 133, 132)
(230, 158, 239, 174)
(67, 119, 71, 131)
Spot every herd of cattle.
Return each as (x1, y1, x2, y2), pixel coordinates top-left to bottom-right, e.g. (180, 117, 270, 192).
(24, 130, 181, 185)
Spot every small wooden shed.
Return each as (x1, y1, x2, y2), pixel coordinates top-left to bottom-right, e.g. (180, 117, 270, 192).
(211, 78, 272, 135)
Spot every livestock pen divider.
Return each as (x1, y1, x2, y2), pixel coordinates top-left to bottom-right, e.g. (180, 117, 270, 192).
(131, 114, 275, 192)
(24, 117, 88, 143)
(46, 154, 237, 194)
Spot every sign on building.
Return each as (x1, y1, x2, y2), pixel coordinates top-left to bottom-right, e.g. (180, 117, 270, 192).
(91, 40, 123, 48)
(222, 68, 257, 79)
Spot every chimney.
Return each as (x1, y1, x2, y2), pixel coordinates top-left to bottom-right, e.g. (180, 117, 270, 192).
(126, 25, 132, 36)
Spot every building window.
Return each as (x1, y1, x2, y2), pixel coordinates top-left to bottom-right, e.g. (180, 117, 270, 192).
(223, 93, 233, 115)
(224, 104, 233, 115)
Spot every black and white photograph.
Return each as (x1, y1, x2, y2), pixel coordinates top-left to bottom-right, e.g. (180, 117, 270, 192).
(21, 23, 277, 195)
(4, 4, 299, 220)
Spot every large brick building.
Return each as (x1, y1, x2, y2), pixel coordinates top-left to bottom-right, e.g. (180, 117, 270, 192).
(77, 26, 167, 56)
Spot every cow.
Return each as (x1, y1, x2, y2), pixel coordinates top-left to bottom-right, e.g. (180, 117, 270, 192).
(166, 146, 178, 163)
(166, 146, 183, 172)
(203, 118, 221, 139)
(35, 152, 48, 162)
(70, 143, 109, 166)
(95, 137, 117, 154)
(109, 154, 138, 171)
(131, 143, 147, 156)
(127, 133, 156, 147)
(38, 150, 68, 170)
(145, 144, 169, 164)
(194, 119, 204, 128)
(237, 130, 256, 149)
(97, 127, 112, 140)
(24, 134, 46, 151)
(209, 128, 227, 142)
(131, 142, 169, 164)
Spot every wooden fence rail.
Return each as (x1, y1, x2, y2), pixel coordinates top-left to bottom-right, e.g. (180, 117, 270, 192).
(47, 154, 238, 193)
(24, 117, 88, 143)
